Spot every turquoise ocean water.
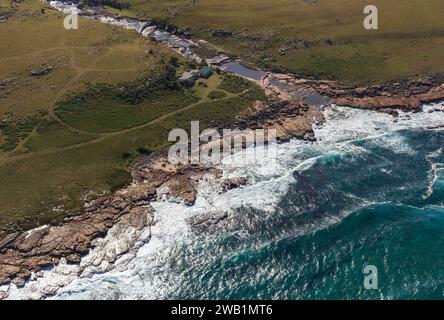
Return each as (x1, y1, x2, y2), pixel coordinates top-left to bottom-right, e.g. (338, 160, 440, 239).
(6, 105, 444, 300)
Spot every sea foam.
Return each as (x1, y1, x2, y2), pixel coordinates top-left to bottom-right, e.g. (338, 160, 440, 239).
(4, 103, 444, 299)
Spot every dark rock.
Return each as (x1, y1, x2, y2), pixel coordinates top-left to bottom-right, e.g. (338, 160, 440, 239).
(187, 211, 229, 232)
(221, 177, 248, 192)
(30, 66, 53, 77)
(211, 29, 232, 38)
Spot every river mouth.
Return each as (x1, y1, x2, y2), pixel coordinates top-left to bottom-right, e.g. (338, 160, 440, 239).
(49, 1, 331, 106)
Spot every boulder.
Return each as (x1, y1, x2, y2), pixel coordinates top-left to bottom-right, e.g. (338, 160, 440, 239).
(221, 177, 248, 192)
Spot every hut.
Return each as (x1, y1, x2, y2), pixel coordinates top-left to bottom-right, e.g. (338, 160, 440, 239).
(199, 66, 213, 79)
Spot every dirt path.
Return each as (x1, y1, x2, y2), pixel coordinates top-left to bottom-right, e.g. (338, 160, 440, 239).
(2, 31, 239, 164)
(8, 35, 150, 155)
(0, 4, 246, 164)
(0, 86, 245, 164)
(46, 48, 105, 135)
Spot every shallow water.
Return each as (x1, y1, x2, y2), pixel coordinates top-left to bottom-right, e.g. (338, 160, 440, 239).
(220, 61, 266, 81)
(269, 78, 330, 106)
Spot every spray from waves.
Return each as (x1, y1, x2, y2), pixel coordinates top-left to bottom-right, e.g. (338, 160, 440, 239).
(316, 103, 444, 144)
(424, 148, 444, 200)
(5, 103, 444, 299)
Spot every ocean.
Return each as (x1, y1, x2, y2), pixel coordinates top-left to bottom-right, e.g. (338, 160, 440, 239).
(6, 104, 444, 300)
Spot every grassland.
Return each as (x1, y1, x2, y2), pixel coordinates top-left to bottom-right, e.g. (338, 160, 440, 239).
(55, 84, 199, 133)
(114, 0, 444, 84)
(0, 1, 266, 236)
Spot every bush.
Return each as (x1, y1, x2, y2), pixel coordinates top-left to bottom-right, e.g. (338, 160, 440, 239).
(0, 114, 41, 151)
(208, 90, 227, 100)
(84, 0, 130, 10)
(105, 168, 132, 192)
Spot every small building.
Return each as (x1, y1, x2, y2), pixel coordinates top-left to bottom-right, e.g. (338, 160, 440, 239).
(179, 70, 199, 87)
(199, 66, 213, 79)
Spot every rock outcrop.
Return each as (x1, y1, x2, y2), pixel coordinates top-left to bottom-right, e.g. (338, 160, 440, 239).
(237, 97, 325, 142)
(0, 152, 216, 287)
(187, 211, 229, 233)
(265, 74, 444, 112)
(220, 177, 248, 192)
(30, 65, 53, 77)
(0, 195, 149, 286)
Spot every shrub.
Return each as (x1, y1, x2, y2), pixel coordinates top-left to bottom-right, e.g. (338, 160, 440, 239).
(105, 168, 132, 192)
(208, 90, 227, 100)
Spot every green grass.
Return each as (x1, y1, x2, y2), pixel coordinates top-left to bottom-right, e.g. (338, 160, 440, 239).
(0, 3, 267, 236)
(208, 90, 227, 100)
(103, 5, 139, 18)
(192, 73, 231, 100)
(56, 85, 199, 133)
(24, 118, 97, 152)
(106, 168, 133, 192)
(116, 0, 444, 84)
(218, 74, 253, 94)
(0, 112, 44, 151)
(0, 0, 177, 158)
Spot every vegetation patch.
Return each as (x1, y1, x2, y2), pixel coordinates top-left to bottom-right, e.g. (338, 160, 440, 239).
(90, 0, 130, 10)
(208, 90, 227, 100)
(55, 59, 199, 133)
(218, 74, 252, 94)
(24, 118, 97, 152)
(56, 85, 198, 133)
(0, 112, 45, 151)
(105, 168, 132, 192)
(114, 0, 444, 84)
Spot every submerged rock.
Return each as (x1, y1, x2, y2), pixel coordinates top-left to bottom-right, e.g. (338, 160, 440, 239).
(187, 211, 229, 233)
(220, 177, 248, 192)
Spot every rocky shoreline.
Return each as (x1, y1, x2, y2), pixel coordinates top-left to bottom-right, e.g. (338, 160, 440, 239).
(0, 92, 324, 290)
(2, 1, 444, 297)
(264, 73, 444, 115)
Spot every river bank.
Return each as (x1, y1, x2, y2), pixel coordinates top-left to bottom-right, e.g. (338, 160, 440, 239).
(49, 1, 444, 112)
(1, 1, 444, 298)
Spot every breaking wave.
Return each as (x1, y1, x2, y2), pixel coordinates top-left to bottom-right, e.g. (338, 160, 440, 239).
(5, 103, 444, 299)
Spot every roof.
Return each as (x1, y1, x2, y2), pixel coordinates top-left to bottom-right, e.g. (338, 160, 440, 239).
(179, 71, 199, 87)
(199, 66, 213, 78)
(179, 71, 196, 81)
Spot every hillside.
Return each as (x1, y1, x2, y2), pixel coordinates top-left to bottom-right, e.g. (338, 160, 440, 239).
(114, 0, 444, 84)
(0, 1, 265, 236)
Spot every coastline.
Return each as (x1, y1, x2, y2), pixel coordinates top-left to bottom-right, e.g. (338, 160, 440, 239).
(4, 102, 444, 299)
(2, 1, 444, 298)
